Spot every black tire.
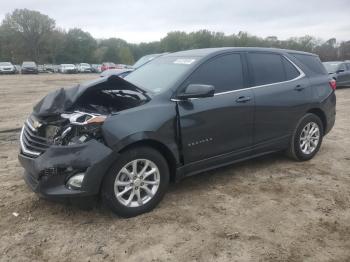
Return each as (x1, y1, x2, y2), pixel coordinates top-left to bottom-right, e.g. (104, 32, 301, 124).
(101, 146, 169, 217)
(287, 113, 324, 161)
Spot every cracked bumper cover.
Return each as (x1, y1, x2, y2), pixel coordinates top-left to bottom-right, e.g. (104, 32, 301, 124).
(18, 139, 117, 198)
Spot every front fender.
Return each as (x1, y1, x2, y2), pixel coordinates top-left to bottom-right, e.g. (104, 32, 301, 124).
(101, 102, 180, 163)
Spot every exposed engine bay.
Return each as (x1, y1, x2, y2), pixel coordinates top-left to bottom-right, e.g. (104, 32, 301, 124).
(30, 112, 106, 146)
(23, 76, 149, 150)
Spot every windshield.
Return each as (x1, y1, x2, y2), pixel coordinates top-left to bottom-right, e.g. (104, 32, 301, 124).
(0, 62, 12, 66)
(23, 62, 35, 66)
(81, 63, 90, 66)
(133, 54, 160, 68)
(323, 62, 341, 73)
(125, 56, 198, 93)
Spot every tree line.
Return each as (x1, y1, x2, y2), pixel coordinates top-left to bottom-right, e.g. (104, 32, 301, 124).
(0, 9, 349, 65)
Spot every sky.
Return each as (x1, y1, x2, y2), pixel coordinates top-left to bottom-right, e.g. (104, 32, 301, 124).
(0, 0, 349, 43)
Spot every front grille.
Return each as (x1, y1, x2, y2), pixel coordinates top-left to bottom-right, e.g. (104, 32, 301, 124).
(20, 118, 51, 158)
(39, 168, 59, 177)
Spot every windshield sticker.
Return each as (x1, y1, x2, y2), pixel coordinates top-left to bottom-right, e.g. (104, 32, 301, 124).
(174, 58, 196, 65)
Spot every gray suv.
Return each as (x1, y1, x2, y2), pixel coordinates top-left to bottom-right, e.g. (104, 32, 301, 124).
(323, 61, 350, 87)
(19, 47, 336, 217)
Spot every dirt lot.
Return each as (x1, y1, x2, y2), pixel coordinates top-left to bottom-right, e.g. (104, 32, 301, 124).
(0, 74, 349, 262)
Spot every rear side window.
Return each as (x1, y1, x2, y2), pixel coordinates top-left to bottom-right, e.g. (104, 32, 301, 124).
(282, 57, 300, 80)
(291, 54, 326, 76)
(185, 53, 244, 93)
(248, 53, 285, 86)
(346, 63, 350, 71)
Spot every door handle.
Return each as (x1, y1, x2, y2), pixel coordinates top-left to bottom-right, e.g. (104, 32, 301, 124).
(294, 85, 305, 91)
(236, 96, 251, 103)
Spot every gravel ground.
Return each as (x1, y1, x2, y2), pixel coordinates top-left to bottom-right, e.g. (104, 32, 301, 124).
(0, 74, 350, 262)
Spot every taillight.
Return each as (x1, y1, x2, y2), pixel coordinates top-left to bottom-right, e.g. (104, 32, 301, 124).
(329, 79, 336, 90)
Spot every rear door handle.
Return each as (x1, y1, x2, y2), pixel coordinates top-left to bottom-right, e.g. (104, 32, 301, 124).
(236, 96, 251, 103)
(294, 85, 305, 91)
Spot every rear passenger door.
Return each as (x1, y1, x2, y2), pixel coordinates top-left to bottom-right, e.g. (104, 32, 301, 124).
(247, 52, 310, 152)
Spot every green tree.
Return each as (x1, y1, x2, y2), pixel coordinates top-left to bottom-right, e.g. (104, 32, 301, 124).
(118, 46, 134, 64)
(1, 9, 55, 62)
(62, 28, 97, 63)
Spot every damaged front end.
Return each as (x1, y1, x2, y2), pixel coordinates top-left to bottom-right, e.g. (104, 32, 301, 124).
(18, 75, 149, 198)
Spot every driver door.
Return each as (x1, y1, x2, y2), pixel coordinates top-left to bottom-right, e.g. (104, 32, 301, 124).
(177, 53, 254, 165)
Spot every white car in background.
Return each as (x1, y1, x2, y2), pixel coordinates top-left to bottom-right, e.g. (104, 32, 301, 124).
(77, 63, 93, 73)
(0, 62, 16, 74)
(91, 64, 102, 73)
(59, 64, 77, 74)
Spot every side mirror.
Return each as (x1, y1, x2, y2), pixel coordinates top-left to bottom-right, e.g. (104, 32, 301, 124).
(336, 69, 345, 73)
(177, 84, 215, 99)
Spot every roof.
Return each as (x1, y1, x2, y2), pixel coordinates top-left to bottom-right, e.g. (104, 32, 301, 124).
(166, 47, 315, 58)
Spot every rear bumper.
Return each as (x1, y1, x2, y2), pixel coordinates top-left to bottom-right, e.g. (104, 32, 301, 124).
(18, 139, 117, 198)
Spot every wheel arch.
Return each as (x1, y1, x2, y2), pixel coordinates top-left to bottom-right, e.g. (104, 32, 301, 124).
(307, 108, 327, 133)
(118, 139, 179, 183)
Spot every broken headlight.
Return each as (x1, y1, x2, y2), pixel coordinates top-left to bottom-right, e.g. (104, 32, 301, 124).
(61, 111, 106, 125)
(55, 111, 107, 145)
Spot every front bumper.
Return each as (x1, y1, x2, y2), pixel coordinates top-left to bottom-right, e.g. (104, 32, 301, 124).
(63, 69, 77, 74)
(18, 139, 117, 198)
(0, 69, 16, 74)
(22, 69, 38, 74)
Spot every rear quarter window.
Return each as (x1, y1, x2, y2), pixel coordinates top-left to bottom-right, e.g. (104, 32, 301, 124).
(282, 57, 300, 80)
(290, 54, 326, 76)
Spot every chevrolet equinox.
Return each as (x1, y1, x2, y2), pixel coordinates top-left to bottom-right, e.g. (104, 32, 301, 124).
(18, 48, 336, 217)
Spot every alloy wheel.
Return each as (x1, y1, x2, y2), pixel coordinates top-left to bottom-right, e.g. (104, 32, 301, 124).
(114, 159, 160, 207)
(299, 122, 320, 155)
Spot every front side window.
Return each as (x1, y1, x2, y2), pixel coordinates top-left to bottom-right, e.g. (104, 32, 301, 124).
(183, 53, 244, 93)
(248, 53, 285, 86)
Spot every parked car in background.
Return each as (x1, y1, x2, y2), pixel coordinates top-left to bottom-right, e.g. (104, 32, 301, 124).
(59, 64, 77, 74)
(323, 61, 350, 87)
(77, 63, 93, 73)
(38, 65, 46, 73)
(91, 64, 102, 73)
(18, 47, 336, 217)
(44, 64, 55, 73)
(101, 62, 116, 71)
(100, 53, 166, 78)
(0, 62, 16, 74)
(21, 61, 38, 74)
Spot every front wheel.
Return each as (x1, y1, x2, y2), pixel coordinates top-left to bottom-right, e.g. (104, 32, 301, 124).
(102, 147, 169, 217)
(287, 113, 324, 161)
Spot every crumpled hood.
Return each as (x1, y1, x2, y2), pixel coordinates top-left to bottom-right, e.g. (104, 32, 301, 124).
(33, 75, 146, 118)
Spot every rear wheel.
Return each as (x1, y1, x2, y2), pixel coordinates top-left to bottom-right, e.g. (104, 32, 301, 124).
(287, 113, 323, 161)
(102, 147, 169, 217)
